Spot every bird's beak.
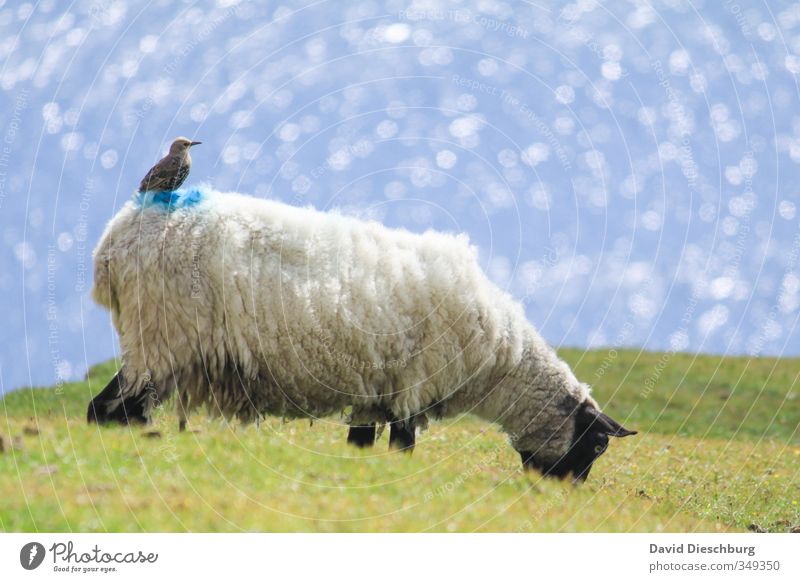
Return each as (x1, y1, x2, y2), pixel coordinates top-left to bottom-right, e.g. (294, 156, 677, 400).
(190, 141, 202, 146)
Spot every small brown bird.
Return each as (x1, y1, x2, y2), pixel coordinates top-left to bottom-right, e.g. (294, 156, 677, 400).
(138, 136, 201, 193)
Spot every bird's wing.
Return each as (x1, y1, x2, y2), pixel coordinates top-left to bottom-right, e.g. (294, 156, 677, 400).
(138, 158, 170, 192)
(138, 156, 191, 192)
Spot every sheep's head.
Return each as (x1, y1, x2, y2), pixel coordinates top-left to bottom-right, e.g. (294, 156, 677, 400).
(518, 401, 636, 483)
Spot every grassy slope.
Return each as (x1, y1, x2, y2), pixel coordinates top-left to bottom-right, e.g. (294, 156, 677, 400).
(1, 351, 798, 532)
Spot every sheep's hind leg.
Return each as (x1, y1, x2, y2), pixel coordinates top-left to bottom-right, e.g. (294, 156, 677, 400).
(388, 417, 416, 453)
(87, 370, 150, 425)
(178, 389, 189, 432)
(347, 423, 377, 447)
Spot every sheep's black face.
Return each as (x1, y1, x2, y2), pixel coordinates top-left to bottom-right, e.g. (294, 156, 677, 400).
(518, 402, 636, 482)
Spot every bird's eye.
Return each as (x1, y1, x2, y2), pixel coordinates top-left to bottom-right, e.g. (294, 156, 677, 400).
(594, 444, 605, 454)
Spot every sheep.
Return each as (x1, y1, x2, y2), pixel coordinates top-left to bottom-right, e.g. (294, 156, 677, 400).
(90, 186, 635, 480)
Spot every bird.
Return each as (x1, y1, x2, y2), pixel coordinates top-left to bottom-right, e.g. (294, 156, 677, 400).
(138, 136, 201, 193)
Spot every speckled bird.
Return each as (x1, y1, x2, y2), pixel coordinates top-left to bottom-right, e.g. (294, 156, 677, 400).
(138, 137, 201, 193)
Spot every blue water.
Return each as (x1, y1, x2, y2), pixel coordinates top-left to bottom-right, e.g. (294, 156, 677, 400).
(1, 0, 799, 393)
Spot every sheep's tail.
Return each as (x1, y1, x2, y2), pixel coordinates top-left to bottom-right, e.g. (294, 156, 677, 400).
(87, 369, 151, 425)
(91, 228, 122, 316)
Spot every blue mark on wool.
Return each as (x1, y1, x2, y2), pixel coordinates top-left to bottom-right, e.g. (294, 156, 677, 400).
(135, 186, 206, 211)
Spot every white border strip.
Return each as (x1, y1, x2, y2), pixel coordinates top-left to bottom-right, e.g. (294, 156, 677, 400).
(1, 533, 798, 580)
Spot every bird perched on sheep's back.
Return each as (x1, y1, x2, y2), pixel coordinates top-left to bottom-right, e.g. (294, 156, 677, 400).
(138, 136, 201, 193)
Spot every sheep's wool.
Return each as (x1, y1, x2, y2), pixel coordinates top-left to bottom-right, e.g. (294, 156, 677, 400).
(93, 187, 594, 460)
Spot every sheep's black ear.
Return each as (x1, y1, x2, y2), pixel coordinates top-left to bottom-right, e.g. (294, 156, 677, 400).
(582, 405, 637, 438)
(600, 413, 637, 437)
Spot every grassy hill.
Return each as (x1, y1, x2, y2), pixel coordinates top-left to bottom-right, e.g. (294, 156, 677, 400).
(1, 349, 798, 532)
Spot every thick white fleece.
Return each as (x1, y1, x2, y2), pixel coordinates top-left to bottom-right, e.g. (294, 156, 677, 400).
(93, 188, 594, 459)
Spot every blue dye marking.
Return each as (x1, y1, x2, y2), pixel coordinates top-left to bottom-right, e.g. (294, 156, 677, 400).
(135, 186, 206, 211)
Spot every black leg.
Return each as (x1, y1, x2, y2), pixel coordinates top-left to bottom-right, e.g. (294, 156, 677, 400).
(178, 390, 189, 432)
(87, 370, 150, 425)
(519, 450, 535, 471)
(389, 417, 416, 453)
(347, 423, 377, 447)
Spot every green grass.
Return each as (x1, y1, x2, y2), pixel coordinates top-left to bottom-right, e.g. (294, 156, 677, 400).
(1, 350, 798, 532)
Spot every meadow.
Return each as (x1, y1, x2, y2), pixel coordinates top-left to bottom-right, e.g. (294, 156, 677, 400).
(1, 349, 798, 532)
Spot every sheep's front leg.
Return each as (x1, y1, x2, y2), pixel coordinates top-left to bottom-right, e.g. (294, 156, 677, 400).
(388, 417, 416, 453)
(347, 423, 377, 447)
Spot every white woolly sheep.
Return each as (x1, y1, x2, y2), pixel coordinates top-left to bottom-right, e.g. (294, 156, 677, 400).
(88, 187, 635, 480)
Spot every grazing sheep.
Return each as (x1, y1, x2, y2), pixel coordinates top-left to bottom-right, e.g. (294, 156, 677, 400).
(90, 186, 635, 480)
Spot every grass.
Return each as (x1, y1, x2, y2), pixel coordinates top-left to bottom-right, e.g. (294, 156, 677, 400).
(1, 350, 798, 532)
